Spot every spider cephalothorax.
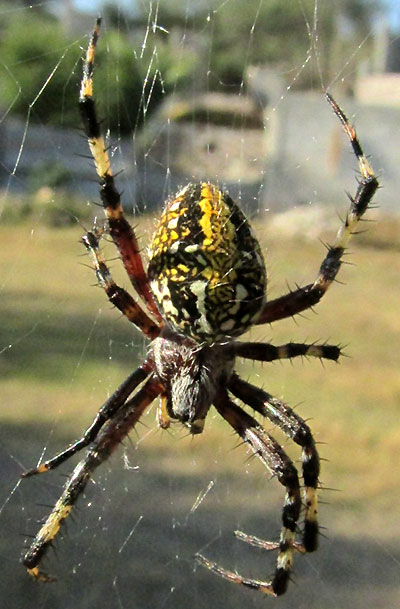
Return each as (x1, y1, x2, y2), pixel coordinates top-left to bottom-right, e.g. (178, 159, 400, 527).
(22, 18, 378, 597)
(150, 329, 235, 434)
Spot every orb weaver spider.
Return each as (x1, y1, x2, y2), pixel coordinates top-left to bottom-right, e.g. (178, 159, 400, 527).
(22, 18, 378, 596)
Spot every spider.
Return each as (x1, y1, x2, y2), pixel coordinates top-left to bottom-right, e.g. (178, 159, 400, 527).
(21, 18, 378, 596)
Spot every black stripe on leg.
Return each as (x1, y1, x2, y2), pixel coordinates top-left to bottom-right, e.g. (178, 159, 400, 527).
(23, 377, 162, 582)
(214, 394, 301, 596)
(228, 374, 321, 554)
(79, 97, 101, 139)
(234, 341, 341, 362)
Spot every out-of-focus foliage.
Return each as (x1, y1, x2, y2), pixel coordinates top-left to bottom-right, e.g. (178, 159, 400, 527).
(0, 1, 380, 131)
(0, 13, 81, 126)
(0, 9, 198, 133)
(153, 0, 380, 90)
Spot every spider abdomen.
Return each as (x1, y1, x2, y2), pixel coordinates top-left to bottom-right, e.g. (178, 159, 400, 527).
(148, 182, 266, 342)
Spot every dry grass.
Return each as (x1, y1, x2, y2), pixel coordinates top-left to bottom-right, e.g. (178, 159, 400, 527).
(1, 210, 400, 609)
(1, 211, 399, 533)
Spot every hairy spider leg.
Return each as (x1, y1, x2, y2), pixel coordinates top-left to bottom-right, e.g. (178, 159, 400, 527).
(232, 338, 336, 548)
(82, 231, 161, 339)
(228, 373, 320, 553)
(22, 364, 151, 478)
(197, 394, 302, 597)
(79, 18, 162, 323)
(233, 340, 341, 362)
(22, 376, 163, 582)
(257, 93, 379, 325)
(20, 17, 378, 597)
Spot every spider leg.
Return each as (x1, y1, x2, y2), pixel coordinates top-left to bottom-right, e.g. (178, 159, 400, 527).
(157, 394, 171, 429)
(234, 530, 305, 553)
(228, 373, 319, 552)
(22, 375, 163, 582)
(234, 340, 340, 363)
(79, 18, 162, 323)
(22, 363, 152, 478)
(196, 392, 302, 597)
(83, 231, 161, 339)
(257, 93, 379, 325)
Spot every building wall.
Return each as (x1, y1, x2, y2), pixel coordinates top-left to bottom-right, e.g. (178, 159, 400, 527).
(262, 92, 397, 213)
(1, 92, 397, 215)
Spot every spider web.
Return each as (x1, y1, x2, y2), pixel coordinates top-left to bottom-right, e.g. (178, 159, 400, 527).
(0, 2, 399, 609)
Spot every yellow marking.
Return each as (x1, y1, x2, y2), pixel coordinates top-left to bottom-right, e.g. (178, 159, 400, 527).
(304, 487, 318, 522)
(44, 503, 73, 542)
(344, 125, 374, 178)
(36, 463, 49, 474)
(80, 21, 100, 99)
(361, 158, 374, 179)
(200, 266, 214, 281)
(27, 567, 52, 582)
(88, 136, 112, 179)
(87, 24, 99, 62)
(277, 527, 295, 571)
(199, 184, 222, 246)
(79, 20, 124, 223)
(149, 181, 266, 341)
(80, 64, 93, 98)
(81, 80, 92, 98)
(157, 395, 171, 429)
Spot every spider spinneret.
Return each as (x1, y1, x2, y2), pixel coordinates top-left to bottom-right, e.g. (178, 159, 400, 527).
(21, 17, 378, 597)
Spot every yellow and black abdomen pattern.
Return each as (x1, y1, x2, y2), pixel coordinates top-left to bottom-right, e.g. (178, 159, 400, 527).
(148, 182, 266, 343)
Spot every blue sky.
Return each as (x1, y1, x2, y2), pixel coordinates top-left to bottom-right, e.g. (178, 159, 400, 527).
(387, 0, 400, 30)
(73, 0, 137, 15)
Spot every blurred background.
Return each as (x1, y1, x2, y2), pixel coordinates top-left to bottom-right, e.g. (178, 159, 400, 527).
(0, 1, 399, 608)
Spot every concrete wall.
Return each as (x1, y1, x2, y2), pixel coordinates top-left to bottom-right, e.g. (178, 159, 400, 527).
(261, 91, 397, 213)
(0, 91, 397, 215)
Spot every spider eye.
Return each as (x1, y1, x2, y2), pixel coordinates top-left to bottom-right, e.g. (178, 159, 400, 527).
(148, 182, 266, 342)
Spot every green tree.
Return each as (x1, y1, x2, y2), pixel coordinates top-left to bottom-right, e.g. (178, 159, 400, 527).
(153, 0, 380, 90)
(0, 1, 380, 130)
(208, 0, 380, 89)
(0, 12, 81, 126)
(0, 9, 198, 133)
